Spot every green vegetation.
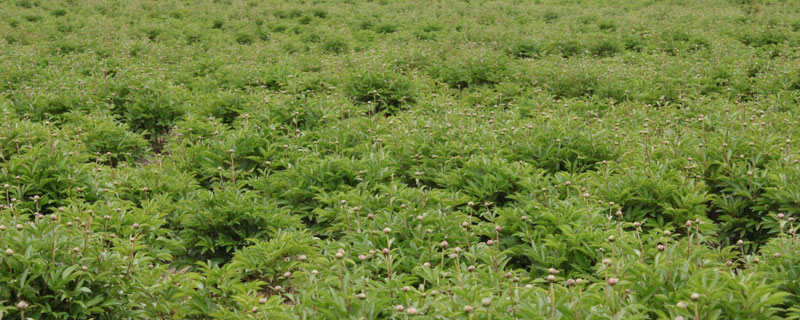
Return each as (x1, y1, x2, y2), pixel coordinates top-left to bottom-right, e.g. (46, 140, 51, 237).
(2, 0, 800, 318)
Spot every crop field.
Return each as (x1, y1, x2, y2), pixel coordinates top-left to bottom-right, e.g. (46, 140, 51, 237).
(2, 0, 800, 318)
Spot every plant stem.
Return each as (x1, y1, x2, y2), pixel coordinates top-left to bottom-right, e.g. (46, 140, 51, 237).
(550, 282, 556, 319)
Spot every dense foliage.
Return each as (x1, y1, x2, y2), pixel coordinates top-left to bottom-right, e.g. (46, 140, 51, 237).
(2, 0, 800, 318)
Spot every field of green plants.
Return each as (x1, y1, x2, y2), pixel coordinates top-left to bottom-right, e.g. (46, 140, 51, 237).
(2, 0, 800, 318)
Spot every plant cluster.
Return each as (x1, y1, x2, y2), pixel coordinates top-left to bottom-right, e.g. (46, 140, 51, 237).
(2, 0, 800, 318)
